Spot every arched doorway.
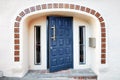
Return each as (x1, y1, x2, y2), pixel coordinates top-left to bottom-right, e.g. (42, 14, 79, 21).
(13, 3, 106, 76)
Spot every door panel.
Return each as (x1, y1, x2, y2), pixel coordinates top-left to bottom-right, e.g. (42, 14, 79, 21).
(48, 16, 73, 72)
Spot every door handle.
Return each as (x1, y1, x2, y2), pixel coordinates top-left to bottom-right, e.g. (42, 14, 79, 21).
(51, 25, 56, 41)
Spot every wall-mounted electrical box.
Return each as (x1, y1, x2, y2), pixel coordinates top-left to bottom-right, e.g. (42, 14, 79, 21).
(89, 37, 96, 48)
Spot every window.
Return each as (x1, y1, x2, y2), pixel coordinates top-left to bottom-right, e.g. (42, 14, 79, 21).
(34, 26, 41, 65)
(79, 26, 86, 64)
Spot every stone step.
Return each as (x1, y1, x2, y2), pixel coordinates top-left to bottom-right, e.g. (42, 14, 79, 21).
(0, 69, 97, 80)
(24, 69, 97, 80)
(0, 77, 97, 80)
(73, 76, 97, 80)
(38, 77, 97, 80)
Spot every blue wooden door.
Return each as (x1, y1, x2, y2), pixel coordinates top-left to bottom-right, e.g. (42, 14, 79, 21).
(48, 16, 73, 72)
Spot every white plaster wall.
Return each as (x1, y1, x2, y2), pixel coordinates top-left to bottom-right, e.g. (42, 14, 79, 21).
(89, 16, 101, 75)
(29, 16, 47, 70)
(0, 0, 120, 80)
(73, 16, 100, 75)
(73, 17, 91, 69)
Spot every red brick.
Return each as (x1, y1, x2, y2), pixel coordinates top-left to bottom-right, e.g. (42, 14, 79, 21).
(19, 11, 25, 17)
(101, 49, 106, 53)
(14, 45, 20, 50)
(101, 33, 106, 37)
(70, 4, 74, 9)
(14, 57, 19, 62)
(95, 12, 101, 18)
(14, 34, 19, 38)
(101, 54, 106, 58)
(86, 7, 90, 13)
(30, 6, 35, 12)
(24, 8, 30, 14)
(75, 5, 80, 10)
(16, 16, 21, 22)
(14, 39, 19, 44)
(101, 59, 106, 64)
(101, 28, 106, 32)
(81, 6, 85, 11)
(42, 4, 46, 9)
(99, 17, 104, 22)
(64, 4, 69, 8)
(90, 9, 96, 15)
(14, 51, 19, 55)
(74, 77, 77, 79)
(59, 3, 63, 8)
(48, 4, 52, 9)
(53, 3, 58, 8)
(36, 5, 41, 10)
(101, 37, 106, 42)
(101, 43, 106, 48)
(14, 22, 19, 27)
(101, 22, 105, 27)
(88, 76, 97, 79)
(80, 76, 85, 79)
(14, 28, 19, 33)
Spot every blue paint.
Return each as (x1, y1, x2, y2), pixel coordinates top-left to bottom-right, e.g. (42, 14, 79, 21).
(47, 16, 73, 72)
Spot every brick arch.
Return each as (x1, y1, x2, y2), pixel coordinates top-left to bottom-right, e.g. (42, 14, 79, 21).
(14, 3, 106, 64)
